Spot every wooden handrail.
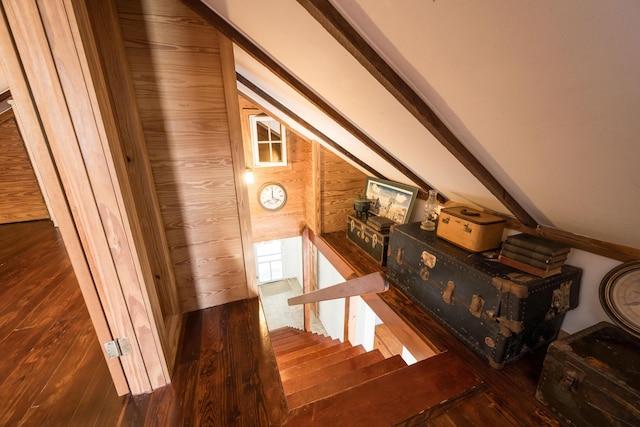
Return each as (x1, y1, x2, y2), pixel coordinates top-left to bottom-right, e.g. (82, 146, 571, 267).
(288, 271, 388, 306)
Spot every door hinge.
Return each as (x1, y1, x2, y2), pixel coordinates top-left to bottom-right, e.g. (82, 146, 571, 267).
(104, 337, 132, 359)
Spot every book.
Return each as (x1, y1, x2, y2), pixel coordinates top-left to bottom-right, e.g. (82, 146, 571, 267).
(505, 234, 571, 257)
(501, 242, 568, 264)
(498, 254, 563, 278)
(499, 249, 566, 270)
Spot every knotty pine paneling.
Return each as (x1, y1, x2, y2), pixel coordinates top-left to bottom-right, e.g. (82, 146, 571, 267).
(320, 147, 367, 233)
(117, 0, 248, 312)
(0, 110, 48, 224)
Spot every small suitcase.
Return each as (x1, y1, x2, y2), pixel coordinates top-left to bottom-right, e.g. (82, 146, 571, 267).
(536, 322, 640, 426)
(346, 214, 389, 265)
(437, 206, 506, 252)
(387, 222, 582, 368)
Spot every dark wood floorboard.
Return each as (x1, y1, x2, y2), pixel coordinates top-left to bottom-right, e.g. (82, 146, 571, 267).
(0, 220, 128, 426)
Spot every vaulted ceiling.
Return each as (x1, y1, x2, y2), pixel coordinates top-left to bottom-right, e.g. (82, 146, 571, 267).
(202, 1, 640, 250)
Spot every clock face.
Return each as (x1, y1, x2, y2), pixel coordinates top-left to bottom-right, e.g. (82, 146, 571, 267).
(258, 183, 287, 211)
(600, 260, 640, 338)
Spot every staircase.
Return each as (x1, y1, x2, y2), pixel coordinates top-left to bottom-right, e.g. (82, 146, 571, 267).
(271, 326, 480, 426)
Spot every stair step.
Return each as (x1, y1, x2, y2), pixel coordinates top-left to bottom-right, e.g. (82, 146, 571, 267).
(285, 351, 481, 426)
(277, 342, 351, 371)
(270, 326, 301, 336)
(271, 331, 321, 348)
(283, 349, 386, 396)
(269, 327, 304, 342)
(286, 354, 408, 410)
(275, 339, 342, 365)
(274, 334, 330, 356)
(279, 345, 365, 382)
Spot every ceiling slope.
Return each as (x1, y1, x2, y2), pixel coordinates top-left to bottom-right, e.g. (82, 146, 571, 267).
(199, 0, 639, 250)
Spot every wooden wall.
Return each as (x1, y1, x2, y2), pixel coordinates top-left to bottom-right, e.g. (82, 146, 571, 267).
(117, 0, 250, 312)
(239, 96, 309, 243)
(0, 109, 48, 224)
(238, 96, 367, 239)
(319, 148, 367, 234)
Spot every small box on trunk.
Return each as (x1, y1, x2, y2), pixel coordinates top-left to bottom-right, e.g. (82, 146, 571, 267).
(437, 206, 506, 252)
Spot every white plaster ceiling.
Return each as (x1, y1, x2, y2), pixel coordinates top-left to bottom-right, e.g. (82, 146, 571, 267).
(202, 0, 640, 250)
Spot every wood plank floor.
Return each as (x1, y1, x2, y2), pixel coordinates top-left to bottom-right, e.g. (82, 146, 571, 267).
(2, 220, 569, 426)
(0, 220, 126, 426)
(0, 220, 287, 426)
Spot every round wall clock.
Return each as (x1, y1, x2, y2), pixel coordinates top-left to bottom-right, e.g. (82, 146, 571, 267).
(599, 260, 640, 338)
(258, 182, 287, 211)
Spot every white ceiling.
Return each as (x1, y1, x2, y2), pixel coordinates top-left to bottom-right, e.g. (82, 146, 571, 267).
(202, 0, 640, 250)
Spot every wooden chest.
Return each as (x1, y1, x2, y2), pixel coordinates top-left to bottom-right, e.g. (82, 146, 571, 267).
(437, 206, 506, 252)
(346, 215, 389, 265)
(387, 222, 582, 368)
(536, 322, 640, 426)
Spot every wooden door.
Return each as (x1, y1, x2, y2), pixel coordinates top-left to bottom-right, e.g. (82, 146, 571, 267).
(0, 0, 178, 395)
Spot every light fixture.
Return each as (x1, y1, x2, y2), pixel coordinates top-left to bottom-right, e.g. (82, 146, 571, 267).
(244, 168, 255, 184)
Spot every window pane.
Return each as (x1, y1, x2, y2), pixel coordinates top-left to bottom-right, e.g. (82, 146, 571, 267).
(270, 261, 283, 280)
(257, 262, 272, 282)
(258, 143, 271, 162)
(268, 123, 281, 141)
(256, 121, 269, 141)
(270, 143, 282, 162)
(258, 253, 281, 263)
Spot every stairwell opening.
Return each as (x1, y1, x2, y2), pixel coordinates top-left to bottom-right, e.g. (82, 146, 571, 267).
(256, 237, 327, 335)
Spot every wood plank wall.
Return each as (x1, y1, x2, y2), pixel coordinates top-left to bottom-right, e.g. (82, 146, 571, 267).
(116, 0, 249, 312)
(238, 96, 367, 239)
(239, 97, 309, 243)
(0, 109, 48, 224)
(319, 148, 367, 234)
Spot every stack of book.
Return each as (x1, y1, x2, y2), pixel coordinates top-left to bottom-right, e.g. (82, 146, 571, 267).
(498, 234, 571, 277)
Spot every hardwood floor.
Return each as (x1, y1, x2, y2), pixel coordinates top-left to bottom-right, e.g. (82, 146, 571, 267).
(0, 220, 125, 426)
(1, 220, 569, 426)
(0, 220, 287, 426)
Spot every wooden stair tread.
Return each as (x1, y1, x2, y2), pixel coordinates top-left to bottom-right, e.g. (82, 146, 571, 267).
(270, 329, 305, 343)
(272, 331, 323, 348)
(283, 349, 386, 396)
(277, 342, 351, 371)
(274, 335, 331, 356)
(276, 339, 341, 364)
(270, 326, 302, 337)
(286, 354, 408, 410)
(279, 345, 365, 382)
(285, 351, 481, 426)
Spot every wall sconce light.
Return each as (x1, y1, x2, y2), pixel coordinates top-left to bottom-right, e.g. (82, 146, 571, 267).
(244, 168, 255, 184)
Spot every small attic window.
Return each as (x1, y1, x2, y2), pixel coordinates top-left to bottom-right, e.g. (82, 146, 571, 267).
(249, 114, 287, 167)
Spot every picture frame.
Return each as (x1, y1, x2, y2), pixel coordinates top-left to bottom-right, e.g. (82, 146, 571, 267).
(364, 177, 419, 224)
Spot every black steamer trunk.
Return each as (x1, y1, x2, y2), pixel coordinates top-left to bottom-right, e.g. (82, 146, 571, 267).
(387, 222, 582, 368)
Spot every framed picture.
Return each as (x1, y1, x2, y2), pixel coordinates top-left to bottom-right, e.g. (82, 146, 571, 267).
(364, 177, 418, 224)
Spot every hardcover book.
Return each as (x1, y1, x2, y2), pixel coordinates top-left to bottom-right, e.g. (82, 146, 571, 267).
(498, 255, 563, 278)
(500, 248, 567, 270)
(502, 242, 568, 264)
(505, 234, 571, 257)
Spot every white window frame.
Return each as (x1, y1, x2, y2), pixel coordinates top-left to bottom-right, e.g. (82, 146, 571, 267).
(249, 114, 287, 167)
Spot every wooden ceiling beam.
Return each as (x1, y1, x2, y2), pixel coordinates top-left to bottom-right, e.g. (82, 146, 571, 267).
(182, 0, 440, 201)
(296, 0, 537, 228)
